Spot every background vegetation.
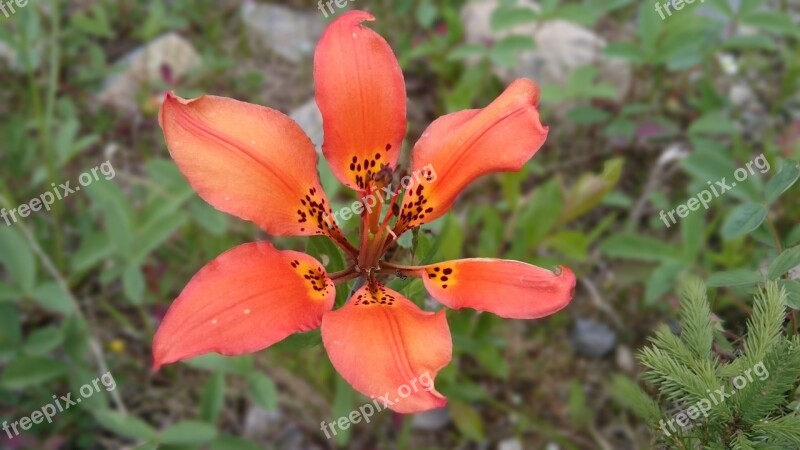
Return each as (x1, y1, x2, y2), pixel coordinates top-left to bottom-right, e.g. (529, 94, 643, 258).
(0, 0, 798, 448)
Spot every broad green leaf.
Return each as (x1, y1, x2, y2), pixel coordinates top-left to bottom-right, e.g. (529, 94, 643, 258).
(682, 209, 705, 262)
(0, 356, 67, 388)
(31, 282, 74, 315)
(185, 354, 253, 376)
(210, 435, 262, 450)
(23, 326, 63, 355)
(764, 161, 800, 203)
(416, 2, 438, 28)
(560, 158, 623, 224)
(160, 421, 218, 445)
(768, 246, 800, 280)
(446, 43, 487, 61)
(721, 203, 767, 240)
(122, 265, 146, 305)
(449, 400, 486, 441)
(490, 35, 536, 68)
(0, 227, 36, 294)
(688, 113, 738, 136)
(332, 375, 355, 446)
(600, 234, 685, 263)
(73, 232, 114, 273)
(778, 280, 800, 309)
(0, 304, 22, 359)
(707, 269, 763, 287)
(190, 200, 228, 235)
(645, 262, 685, 304)
(201, 372, 226, 423)
(249, 373, 278, 411)
(741, 11, 800, 36)
(490, 6, 538, 31)
(94, 410, 158, 441)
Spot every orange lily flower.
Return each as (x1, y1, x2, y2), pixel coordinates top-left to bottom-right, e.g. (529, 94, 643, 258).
(152, 10, 575, 414)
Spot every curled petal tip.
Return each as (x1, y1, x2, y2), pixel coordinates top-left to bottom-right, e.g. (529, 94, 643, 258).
(335, 9, 376, 24)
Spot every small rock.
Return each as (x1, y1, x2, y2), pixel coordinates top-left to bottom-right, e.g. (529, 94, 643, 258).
(243, 405, 282, 439)
(572, 318, 616, 358)
(289, 98, 324, 152)
(97, 33, 201, 114)
(461, 0, 631, 102)
(241, 2, 324, 63)
(0, 41, 16, 69)
(411, 407, 450, 431)
(498, 438, 524, 450)
(615, 345, 635, 373)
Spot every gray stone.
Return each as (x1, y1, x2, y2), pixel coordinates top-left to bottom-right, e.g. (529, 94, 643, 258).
(241, 2, 325, 63)
(289, 98, 324, 152)
(97, 32, 201, 114)
(411, 407, 450, 431)
(498, 438, 524, 450)
(572, 318, 616, 358)
(461, 0, 631, 101)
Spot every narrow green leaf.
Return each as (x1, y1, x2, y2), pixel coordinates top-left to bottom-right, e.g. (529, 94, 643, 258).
(769, 246, 800, 280)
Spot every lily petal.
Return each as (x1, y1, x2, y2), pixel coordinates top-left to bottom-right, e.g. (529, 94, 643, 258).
(420, 259, 575, 319)
(321, 284, 451, 413)
(395, 79, 547, 233)
(153, 242, 335, 370)
(314, 10, 407, 191)
(160, 92, 342, 238)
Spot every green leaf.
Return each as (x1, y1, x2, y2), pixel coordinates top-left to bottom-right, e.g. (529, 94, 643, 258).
(30, 282, 74, 315)
(600, 234, 685, 263)
(416, 2, 438, 28)
(0, 303, 22, 359)
(94, 410, 158, 441)
(561, 159, 623, 224)
(248, 373, 278, 411)
(604, 42, 646, 63)
(210, 435, 262, 450)
(645, 262, 685, 304)
(490, 35, 536, 68)
(160, 421, 218, 445)
(447, 44, 487, 61)
(741, 11, 800, 36)
(184, 354, 253, 376)
(23, 326, 64, 355)
(765, 161, 800, 203)
(0, 226, 36, 294)
(200, 372, 226, 423)
(768, 246, 800, 280)
(688, 113, 738, 136)
(122, 265, 146, 305)
(721, 203, 767, 240)
(566, 105, 611, 124)
(332, 376, 355, 447)
(777, 280, 800, 309)
(190, 200, 228, 235)
(449, 400, 486, 441)
(707, 269, 763, 287)
(490, 6, 538, 31)
(0, 356, 67, 389)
